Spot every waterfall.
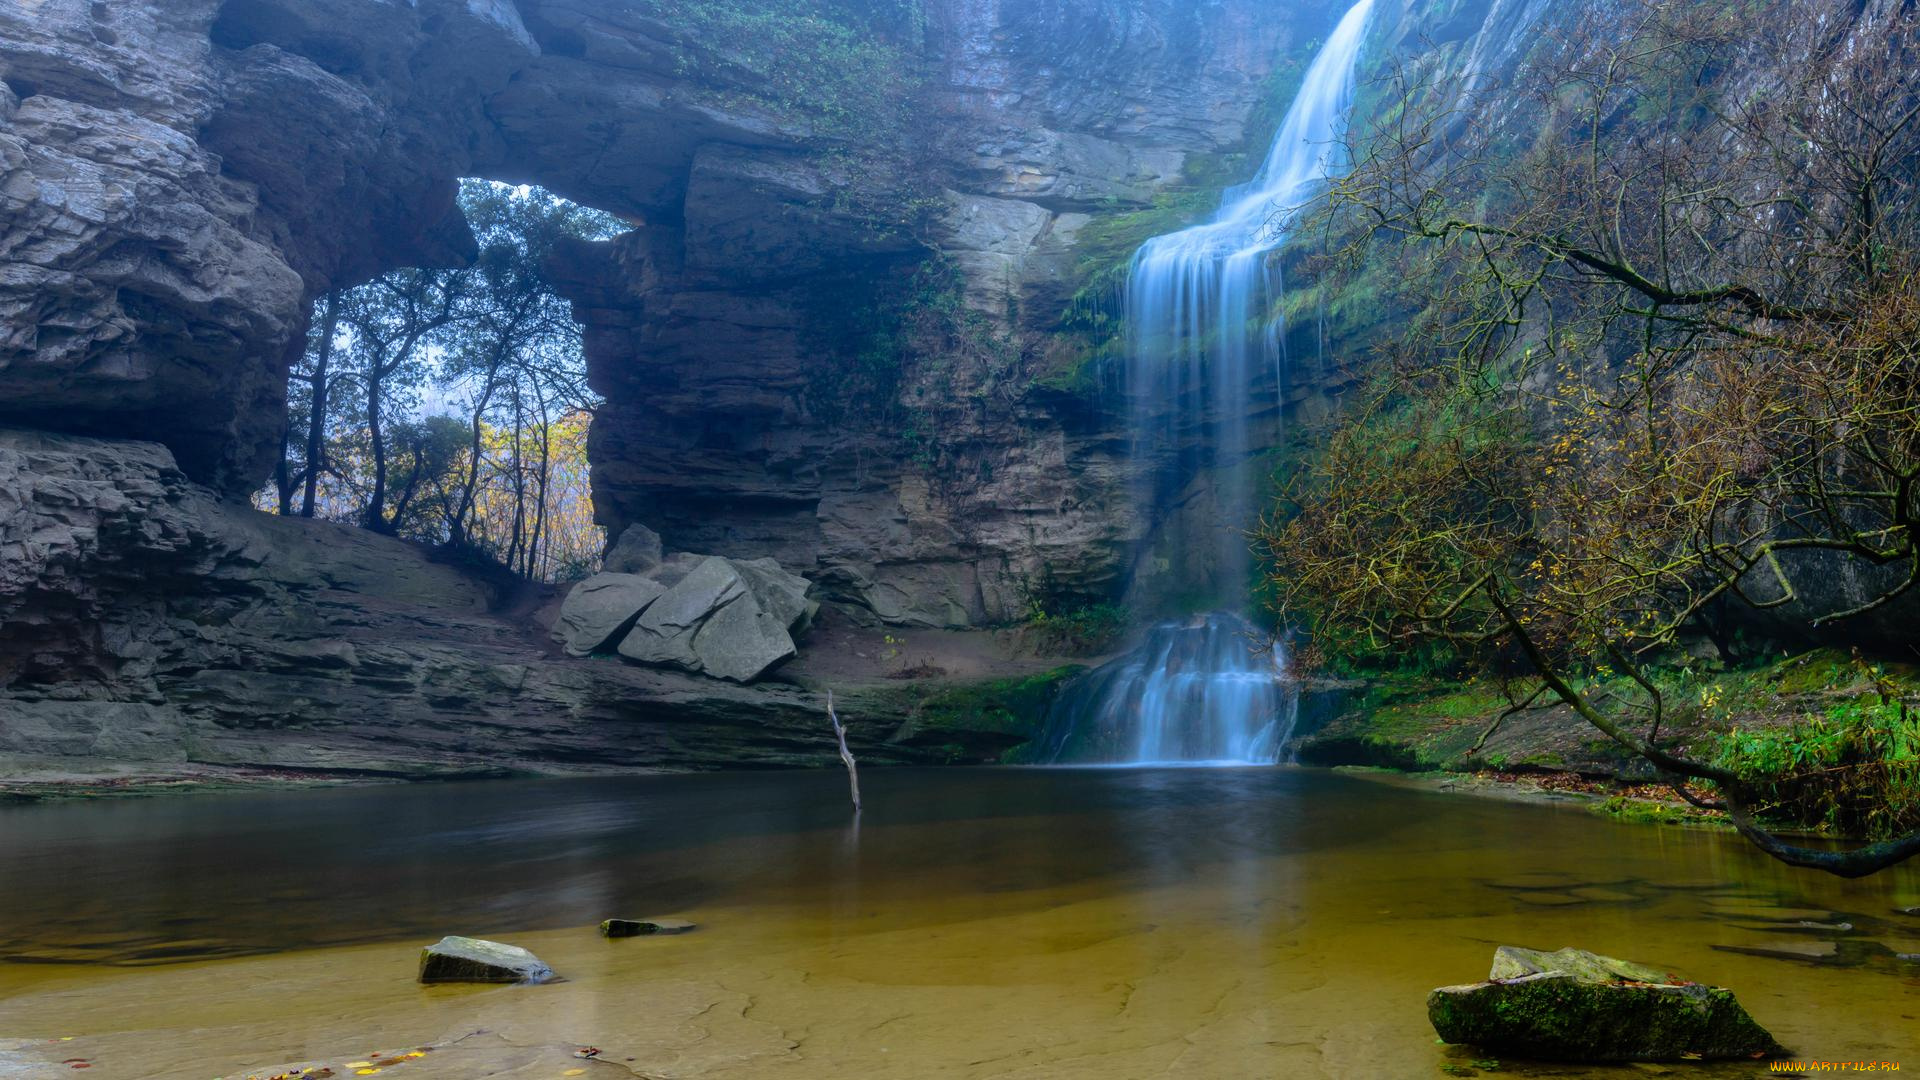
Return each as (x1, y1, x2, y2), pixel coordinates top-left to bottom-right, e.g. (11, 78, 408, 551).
(1038, 613, 1299, 765)
(1128, 0, 1376, 587)
(1047, 0, 1375, 766)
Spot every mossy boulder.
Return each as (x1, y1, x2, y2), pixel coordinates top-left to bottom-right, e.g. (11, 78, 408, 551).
(418, 936, 555, 984)
(1428, 946, 1783, 1062)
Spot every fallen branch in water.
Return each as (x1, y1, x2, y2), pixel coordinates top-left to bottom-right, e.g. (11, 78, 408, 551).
(827, 690, 861, 812)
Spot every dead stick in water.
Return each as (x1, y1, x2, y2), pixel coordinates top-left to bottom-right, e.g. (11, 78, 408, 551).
(827, 690, 862, 812)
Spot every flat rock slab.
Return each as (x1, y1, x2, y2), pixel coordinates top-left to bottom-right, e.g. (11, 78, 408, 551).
(552, 573, 667, 656)
(1735, 920, 1854, 933)
(1488, 945, 1675, 983)
(601, 917, 698, 938)
(1429, 946, 1781, 1063)
(418, 935, 555, 984)
(689, 594, 796, 683)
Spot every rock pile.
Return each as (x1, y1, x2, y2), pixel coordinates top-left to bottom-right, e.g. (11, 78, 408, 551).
(553, 526, 817, 683)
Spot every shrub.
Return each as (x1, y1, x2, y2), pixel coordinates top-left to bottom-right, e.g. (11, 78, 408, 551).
(1715, 701, 1920, 839)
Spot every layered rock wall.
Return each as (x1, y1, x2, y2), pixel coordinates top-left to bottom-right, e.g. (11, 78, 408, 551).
(1, 0, 1339, 627)
(0, 427, 1023, 775)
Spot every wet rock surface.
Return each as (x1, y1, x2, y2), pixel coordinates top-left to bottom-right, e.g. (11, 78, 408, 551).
(418, 936, 554, 984)
(1428, 946, 1783, 1063)
(600, 918, 696, 938)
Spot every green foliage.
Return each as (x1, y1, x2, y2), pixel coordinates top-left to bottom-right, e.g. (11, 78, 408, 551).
(1026, 343, 1109, 400)
(267, 182, 612, 581)
(1326, 646, 1920, 837)
(631, 0, 937, 239)
(1714, 699, 1920, 839)
(819, 257, 989, 418)
(916, 667, 1087, 762)
(815, 255, 1031, 488)
(635, 0, 920, 137)
(1068, 190, 1216, 293)
(1263, 359, 1532, 667)
(1021, 602, 1131, 657)
(1295, 616, 1465, 680)
(1595, 795, 1722, 828)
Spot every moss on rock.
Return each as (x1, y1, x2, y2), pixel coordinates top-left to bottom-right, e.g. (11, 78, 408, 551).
(889, 666, 1086, 763)
(1428, 947, 1782, 1062)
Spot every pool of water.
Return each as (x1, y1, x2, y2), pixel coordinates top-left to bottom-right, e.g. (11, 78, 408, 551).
(0, 767, 1915, 1078)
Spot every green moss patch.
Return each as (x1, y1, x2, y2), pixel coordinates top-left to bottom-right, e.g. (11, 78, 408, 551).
(892, 666, 1087, 763)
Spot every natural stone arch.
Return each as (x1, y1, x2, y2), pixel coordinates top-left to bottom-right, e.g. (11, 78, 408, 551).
(1, 0, 1316, 623)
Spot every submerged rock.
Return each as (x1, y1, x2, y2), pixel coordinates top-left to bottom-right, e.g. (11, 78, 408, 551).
(1712, 940, 1841, 963)
(600, 917, 698, 938)
(1428, 946, 1782, 1062)
(418, 936, 555, 984)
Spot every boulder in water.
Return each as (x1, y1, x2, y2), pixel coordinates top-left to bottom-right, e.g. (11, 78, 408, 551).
(418, 935, 555, 984)
(1427, 946, 1782, 1062)
(600, 917, 697, 938)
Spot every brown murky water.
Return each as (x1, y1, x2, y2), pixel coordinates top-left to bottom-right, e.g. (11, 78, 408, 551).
(0, 767, 1915, 1078)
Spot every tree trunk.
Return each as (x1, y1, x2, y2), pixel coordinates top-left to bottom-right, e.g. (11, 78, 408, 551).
(528, 398, 554, 580)
(272, 426, 296, 515)
(453, 350, 504, 547)
(365, 362, 389, 532)
(363, 324, 435, 534)
(506, 389, 527, 570)
(301, 291, 340, 518)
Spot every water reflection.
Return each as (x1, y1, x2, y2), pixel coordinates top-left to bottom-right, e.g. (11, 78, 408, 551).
(1, 768, 1916, 1078)
(0, 768, 1412, 964)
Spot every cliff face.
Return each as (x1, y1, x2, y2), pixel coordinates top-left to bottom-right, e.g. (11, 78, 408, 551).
(10, 0, 1889, 776)
(0, 0, 1341, 773)
(0, 426, 1049, 776)
(1, 0, 1338, 628)
(565, 0, 1345, 626)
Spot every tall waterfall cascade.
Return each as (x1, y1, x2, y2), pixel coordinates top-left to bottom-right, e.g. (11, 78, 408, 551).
(1045, 0, 1375, 766)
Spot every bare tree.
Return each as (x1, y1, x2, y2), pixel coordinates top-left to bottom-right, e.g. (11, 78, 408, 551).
(1262, 0, 1920, 875)
(828, 691, 863, 812)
